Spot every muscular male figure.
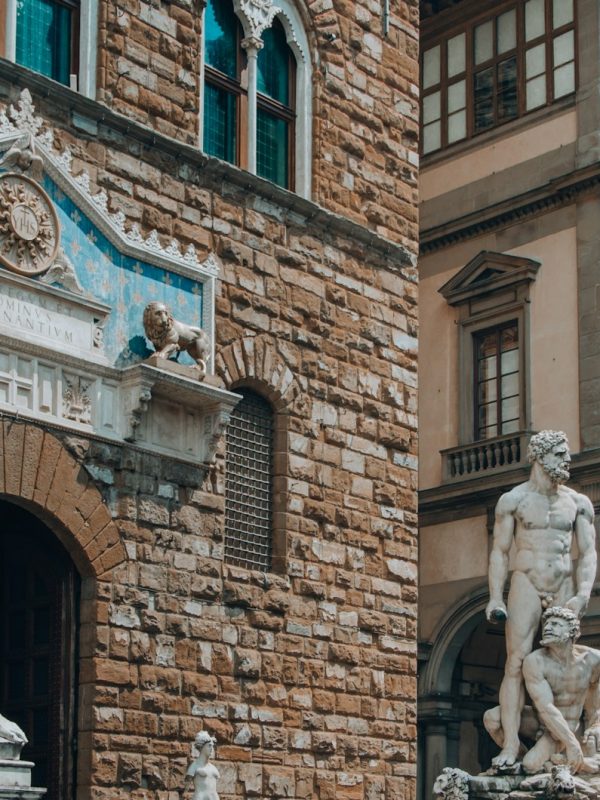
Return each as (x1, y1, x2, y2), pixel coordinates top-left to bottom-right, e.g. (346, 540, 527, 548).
(485, 431, 597, 768)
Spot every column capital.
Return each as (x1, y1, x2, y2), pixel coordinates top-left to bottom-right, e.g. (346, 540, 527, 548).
(241, 36, 264, 53)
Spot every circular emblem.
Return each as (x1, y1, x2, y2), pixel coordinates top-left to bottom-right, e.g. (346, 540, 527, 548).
(0, 173, 59, 276)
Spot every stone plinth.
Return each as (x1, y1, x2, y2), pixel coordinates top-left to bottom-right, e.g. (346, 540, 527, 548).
(469, 773, 526, 800)
(0, 757, 46, 800)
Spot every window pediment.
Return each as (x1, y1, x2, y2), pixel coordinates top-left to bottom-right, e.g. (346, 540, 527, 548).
(438, 250, 540, 307)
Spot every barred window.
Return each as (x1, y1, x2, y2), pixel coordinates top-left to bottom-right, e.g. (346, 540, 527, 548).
(225, 389, 274, 571)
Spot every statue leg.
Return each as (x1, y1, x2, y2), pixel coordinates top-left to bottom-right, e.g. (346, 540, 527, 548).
(484, 705, 540, 753)
(522, 732, 556, 774)
(484, 706, 503, 748)
(492, 573, 542, 768)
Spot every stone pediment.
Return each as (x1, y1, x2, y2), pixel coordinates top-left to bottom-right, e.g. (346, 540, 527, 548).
(439, 251, 541, 307)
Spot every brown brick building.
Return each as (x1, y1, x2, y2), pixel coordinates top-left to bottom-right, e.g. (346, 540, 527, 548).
(0, 0, 419, 798)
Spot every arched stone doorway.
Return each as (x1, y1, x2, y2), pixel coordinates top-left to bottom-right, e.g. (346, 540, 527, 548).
(0, 500, 80, 800)
(0, 421, 128, 799)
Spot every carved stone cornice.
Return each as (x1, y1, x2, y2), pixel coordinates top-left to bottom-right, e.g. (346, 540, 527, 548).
(0, 61, 415, 272)
(420, 162, 600, 255)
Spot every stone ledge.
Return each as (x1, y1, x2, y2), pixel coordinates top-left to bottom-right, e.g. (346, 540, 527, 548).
(0, 59, 416, 274)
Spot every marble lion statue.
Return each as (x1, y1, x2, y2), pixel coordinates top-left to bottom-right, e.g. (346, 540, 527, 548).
(143, 301, 210, 380)
(433, 768, 470, 800)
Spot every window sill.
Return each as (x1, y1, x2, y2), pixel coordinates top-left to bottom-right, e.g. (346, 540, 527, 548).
(422, 95, 576, 170)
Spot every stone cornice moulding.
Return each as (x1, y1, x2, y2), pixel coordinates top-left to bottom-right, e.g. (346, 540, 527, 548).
(421, 162, 600, 255)
(0, 333, 242, 467)
(0, 90, 221, 284)
(0, 63, 416, 273)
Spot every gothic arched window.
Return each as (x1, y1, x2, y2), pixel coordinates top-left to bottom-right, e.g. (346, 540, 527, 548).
(201, 0, 312, 197)
(225, 389, 274, 571)
(257, 18, 296, 188)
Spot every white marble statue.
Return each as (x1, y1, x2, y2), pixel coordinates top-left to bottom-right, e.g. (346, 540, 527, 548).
(485, 431, 597, 769)
(186, 731, 219, 800)
(0, 712, 27, 746)
(485, 607, 600, 774)
(0, 711, 27, 761)
(143, 301, 210, 380)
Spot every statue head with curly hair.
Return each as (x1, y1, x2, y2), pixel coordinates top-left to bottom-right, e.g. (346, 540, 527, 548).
(541, 606, 580, 645)
(527, 430, 570, 483)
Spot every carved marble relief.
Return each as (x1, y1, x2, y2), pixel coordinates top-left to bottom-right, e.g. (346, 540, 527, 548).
(0, 89, 237, 468)
(0, 172, 59, 275)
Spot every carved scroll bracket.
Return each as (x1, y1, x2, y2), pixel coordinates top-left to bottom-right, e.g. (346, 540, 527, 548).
(120, 363, 241, 463)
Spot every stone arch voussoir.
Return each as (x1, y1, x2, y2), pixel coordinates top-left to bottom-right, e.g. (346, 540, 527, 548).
(0, 419, 127, 578)
(216, 334, 310, 415)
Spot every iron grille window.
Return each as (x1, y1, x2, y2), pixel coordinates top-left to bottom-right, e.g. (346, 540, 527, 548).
(225, 389, 274, 571)
(474, 321, 520, 440)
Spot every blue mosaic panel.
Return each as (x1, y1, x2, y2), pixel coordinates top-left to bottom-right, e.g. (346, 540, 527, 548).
(42, 178, 204, 367)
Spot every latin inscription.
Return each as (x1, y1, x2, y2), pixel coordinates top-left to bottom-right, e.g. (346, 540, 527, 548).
(0, 282, 90, 348)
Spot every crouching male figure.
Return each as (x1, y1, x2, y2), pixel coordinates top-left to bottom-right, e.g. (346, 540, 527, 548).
(485, 607, 600, 774)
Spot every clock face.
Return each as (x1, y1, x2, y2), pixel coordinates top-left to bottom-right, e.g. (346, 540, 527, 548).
(0, 173, 60, 276)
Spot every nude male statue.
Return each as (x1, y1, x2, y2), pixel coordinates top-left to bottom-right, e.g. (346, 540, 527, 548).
(484, 608, 600, 774)
(485, 431, 597, 769)
(185, 731, 219, 800)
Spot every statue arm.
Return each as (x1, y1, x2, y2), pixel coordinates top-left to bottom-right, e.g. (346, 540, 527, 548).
(486, 493, 515, 621)
(568, 495, 597, 617)
(186, 758, 202, 778)
(523, 655, 583, 769)
(583, 659, 600, 753)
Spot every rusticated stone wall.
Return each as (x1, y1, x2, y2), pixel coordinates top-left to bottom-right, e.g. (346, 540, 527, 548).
(96, 0, 419, 248)
(0, 2, 418, 791)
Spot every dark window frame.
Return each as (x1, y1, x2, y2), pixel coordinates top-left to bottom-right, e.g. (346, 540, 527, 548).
(15, 0, 80, 86)
(473, 320, 520, 441)
(256, 18, 297, 190)
(203, 5, 246, 168)
(421, 0, 577, 154)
